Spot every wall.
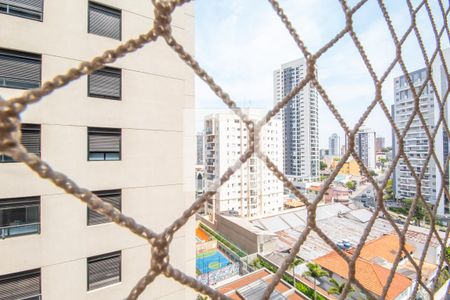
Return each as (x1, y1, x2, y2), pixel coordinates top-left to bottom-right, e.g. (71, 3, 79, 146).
(215, 214, 277, 254)
(0, 1, 195, 299)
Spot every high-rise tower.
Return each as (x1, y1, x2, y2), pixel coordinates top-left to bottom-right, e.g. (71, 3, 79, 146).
(329, 133, 341, 157)
(273, 59, 319, 183)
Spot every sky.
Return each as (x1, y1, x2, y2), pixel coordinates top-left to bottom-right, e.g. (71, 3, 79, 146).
(194, 0, 449, 148)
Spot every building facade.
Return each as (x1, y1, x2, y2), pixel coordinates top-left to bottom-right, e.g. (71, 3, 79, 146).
(328, 133, 341, 157)
(354, 128, 376, 171)
(0, 1, 195, 299)
(375, 137, 385, 153)
(196, 132, 204, 165)
(433, 48, 450, 215)
(204, 111, 284, 220)
(393, 68, 435, 206)
(331, 158, 361, 176)
(274, 59, 319, 183)
(195, 165, 205, 199)
(393, 48, 450, 215)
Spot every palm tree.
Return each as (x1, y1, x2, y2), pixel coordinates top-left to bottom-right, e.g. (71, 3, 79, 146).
(303, 263, 329, 300)
(327, 278, 354, 296)
(289, 258, 303, 288)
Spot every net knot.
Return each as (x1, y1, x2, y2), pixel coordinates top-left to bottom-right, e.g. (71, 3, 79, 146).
(151, 235, 171, 273)
(153, 0, 175, 36)
(0, 97, 21, 156)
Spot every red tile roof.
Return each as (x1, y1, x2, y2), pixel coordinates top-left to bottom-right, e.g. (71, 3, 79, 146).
(315, 251, 411, 300)
(348, 234, 415, 263)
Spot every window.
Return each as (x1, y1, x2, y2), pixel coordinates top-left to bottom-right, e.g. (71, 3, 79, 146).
(0, 124, 40, 163)
(88, 2, 121, 40)
(0, 269, 41, 299)
(88, 190, 121, 226)
(0, 196, 40, 238)
(88, 67, 121, 100)
(0, 0, 43, 21)
(0, 49, 41, 89)
(87, 251, 121, 290)
(88, 127, 121, 161)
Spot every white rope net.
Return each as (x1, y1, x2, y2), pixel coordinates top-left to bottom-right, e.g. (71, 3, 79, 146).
(0, 0, 449, 299)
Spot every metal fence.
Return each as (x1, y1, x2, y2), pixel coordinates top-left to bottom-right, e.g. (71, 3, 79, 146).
(0, 0, 449, 299)
(197, 263, 240, 287)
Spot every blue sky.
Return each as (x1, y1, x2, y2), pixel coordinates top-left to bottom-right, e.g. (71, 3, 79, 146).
(194, 0, 449, 148)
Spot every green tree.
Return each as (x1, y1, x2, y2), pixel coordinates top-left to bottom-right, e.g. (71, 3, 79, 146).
(327, 278, 354, 296)
(251, 258, 263, 270)
(382, 147, 392, 153)
(383, 179, 394, 201)
(345, 180, 356, 191)
(303, 263, 329, 300)
(437, 268, 450, 289)
(379, 157, 388, 169)
(404, 198, 426, 226)
(320, 161, 328, 171)
(290, 258, 303, 288)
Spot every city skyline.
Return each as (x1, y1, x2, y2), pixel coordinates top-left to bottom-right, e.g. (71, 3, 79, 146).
(0, 1, 449, 299)
(195, 1, 448, 149)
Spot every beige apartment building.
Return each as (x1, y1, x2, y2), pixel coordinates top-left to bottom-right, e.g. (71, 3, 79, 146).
(0, 1, 195, 299)
(204, 110, 284, 220)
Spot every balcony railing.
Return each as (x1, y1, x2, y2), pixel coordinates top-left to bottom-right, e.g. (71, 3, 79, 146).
(0, 223, 40, 239)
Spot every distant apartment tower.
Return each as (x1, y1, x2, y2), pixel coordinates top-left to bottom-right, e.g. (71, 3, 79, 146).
(196, 132, 204, 165)
(204, 111, 284, 219)
(274, 59, 319, 183)
(393, 49, 450, 215)
(195, 165, 205, 200)
(341, 144, 347, 156)
(0, 1, 195, 299)
(354, 128, 376, 170)
(319, 149, 329, 159)
(375, 137, 385, 153)
(328, 133, 341, 156)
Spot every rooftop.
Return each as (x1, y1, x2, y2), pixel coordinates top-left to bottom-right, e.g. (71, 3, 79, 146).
(306, 186, 321, 192)
(216, 269, 308, 300)
(196, 227, 209, 242)
(397, 259, 438, 283)
(246, 203, 446, 262)
(315, 251, 412, 300)
(348, 234, 415, 264)
(404, 227, 444, 248)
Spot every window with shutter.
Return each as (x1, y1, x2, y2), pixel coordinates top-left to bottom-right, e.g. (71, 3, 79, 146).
(0, 0, 43, 21)
(0, 269, 41, 299)
(88, 127, 121, 161)
(0, 49, 41, 90)
(88, 2, 121, 40)
(88, 190, 121, 226)
(87, 251, 121, 291)
(88, 67, 121, 100)
(0, 196, 40, 238)
(0, 124, 41, 163)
